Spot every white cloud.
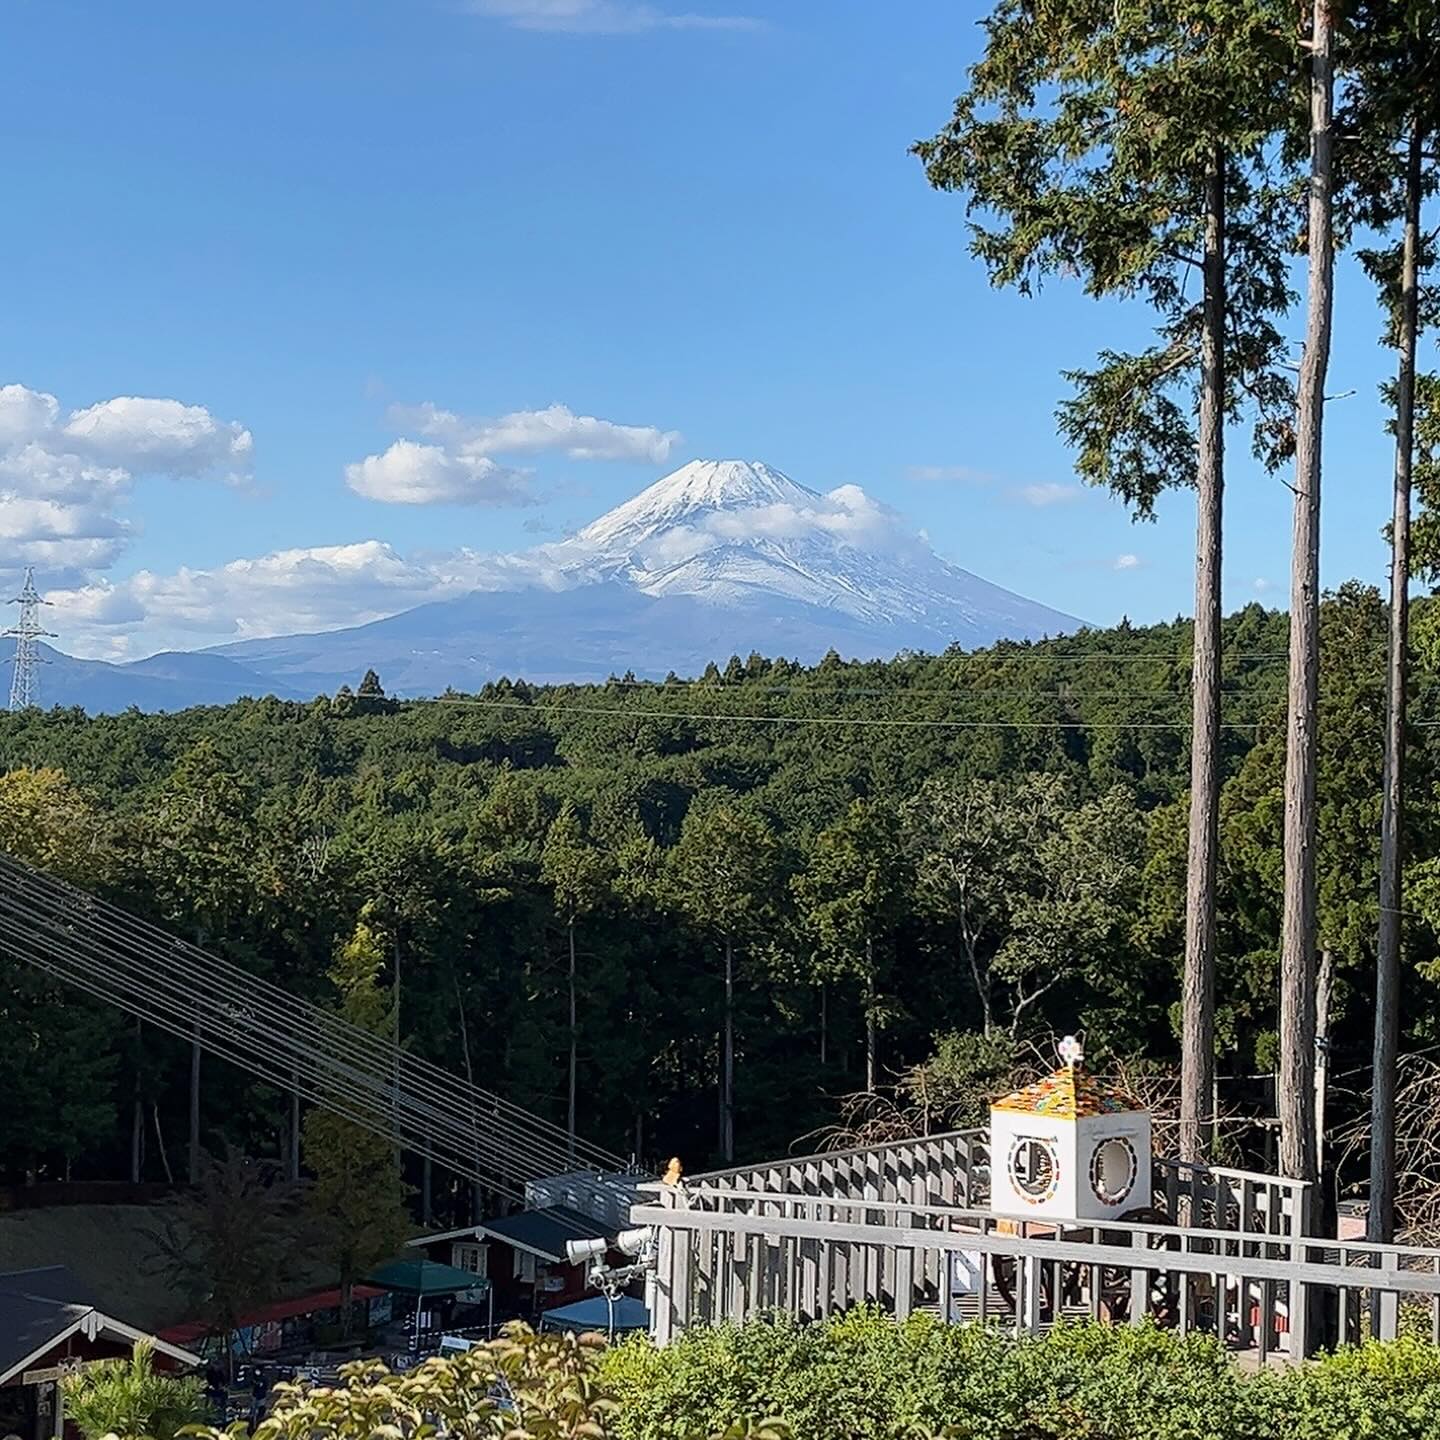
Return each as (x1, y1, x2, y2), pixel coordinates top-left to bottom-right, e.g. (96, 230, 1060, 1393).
(351, 401, 680, 506)
(1113, 553, 1141, 571)
(399, 401, 680, 464)
(0, 382, 253, 584)
(1016, 482, 1082, 508)
(0, 384, 60, 446)
(621, 483, 925, 571)
(1253, 577, 1273, 593)
(56, 477, 926, 659)
(344, 440, 532, 507)
(907, 464, 991, 484)
(465, 0, 761, 34)
(52, 541, 522, 657)
(63, 397, 253, 480)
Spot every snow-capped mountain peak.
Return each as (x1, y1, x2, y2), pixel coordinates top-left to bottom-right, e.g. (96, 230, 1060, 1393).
(578, 459, 818, 548)
(176, 458, 1083, 711)
(533, 458, 1080, 639)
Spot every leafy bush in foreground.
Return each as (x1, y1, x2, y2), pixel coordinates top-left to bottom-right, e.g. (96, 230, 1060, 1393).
(600, 1311, 1440, 1440)
(111, 1313, 1440, 1440)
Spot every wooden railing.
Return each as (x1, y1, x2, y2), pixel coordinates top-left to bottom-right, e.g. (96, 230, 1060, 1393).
(690, 1137, 1308, 1248)
(635, 1183, 1440, 1360)
(689, 1129, 989, 1209)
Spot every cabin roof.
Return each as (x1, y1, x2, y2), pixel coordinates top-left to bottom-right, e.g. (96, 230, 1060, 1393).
(0, 1265, 200, 1385)
(475, 1206, 610, 1264)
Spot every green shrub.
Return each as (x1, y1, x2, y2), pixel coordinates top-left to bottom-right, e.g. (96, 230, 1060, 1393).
(62, 1341, 210, 1440)
(604, 1313, 1440, 1440)
(173, 1314, 1440, 1440)
(1261, 1335, 1440, 1440)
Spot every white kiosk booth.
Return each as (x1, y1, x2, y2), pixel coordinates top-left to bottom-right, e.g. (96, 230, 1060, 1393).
(989, 1035, 1151, 1224)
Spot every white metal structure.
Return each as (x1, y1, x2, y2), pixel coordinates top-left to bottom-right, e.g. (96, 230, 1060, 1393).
(4, 567, 53, 711)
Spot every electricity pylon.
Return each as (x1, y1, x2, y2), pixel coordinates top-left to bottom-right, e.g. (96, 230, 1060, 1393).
(5, 568, 54, 710)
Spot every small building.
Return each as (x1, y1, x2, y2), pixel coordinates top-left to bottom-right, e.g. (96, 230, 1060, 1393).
(0, 1265, 200, 1440)
(410, 1205, 613, 1325)
(157, 1285, 391, 1363)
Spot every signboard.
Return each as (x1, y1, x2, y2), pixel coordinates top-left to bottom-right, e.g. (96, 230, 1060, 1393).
(23, 1359, 101, 1386)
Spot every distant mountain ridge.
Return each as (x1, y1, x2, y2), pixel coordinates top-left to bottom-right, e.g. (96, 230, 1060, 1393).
(24, 460, 1083, 713)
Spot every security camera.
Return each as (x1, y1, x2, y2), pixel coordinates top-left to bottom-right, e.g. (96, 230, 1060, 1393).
(615, 1227, 651, 1258)
(565, 1236, 609, 1266)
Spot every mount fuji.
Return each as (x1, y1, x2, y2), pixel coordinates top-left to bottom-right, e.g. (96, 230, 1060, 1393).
(41, 461, 1084, 710)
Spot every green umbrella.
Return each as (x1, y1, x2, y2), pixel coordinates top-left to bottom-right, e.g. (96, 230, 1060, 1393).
(367, 1258, 487, 1296)
(367, 1258, 492, 1355)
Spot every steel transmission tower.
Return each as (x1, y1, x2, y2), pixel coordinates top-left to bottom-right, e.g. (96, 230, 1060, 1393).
(5, 568, 54, 710)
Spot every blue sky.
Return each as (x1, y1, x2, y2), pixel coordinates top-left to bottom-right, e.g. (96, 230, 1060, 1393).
(0, 0, 1410, 658)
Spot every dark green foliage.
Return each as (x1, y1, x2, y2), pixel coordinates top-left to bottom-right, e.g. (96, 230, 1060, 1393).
(914, 0, 1299, 510)
(0, 601, 1435, 1183)
(146, 1149, 306, 1362)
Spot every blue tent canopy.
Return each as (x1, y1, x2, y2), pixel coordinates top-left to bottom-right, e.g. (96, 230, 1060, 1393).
(539, 1295, 649, 1335)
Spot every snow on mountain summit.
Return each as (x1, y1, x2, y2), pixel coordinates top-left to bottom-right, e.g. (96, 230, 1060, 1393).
(578, 460, 819, 547)
(539, 458, 1081, 638)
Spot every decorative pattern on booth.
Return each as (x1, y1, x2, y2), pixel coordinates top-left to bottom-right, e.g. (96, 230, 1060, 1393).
(992, 1068, 1140, 1119)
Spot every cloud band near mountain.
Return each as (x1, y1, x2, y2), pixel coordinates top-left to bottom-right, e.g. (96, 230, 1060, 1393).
(346, 402, 681, 506)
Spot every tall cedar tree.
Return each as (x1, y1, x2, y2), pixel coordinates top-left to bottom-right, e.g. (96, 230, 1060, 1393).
(915, 0, 1297, 1160)
(1342, 0, 1440, 1245)
(303, 917, 411, 1332)
(541, 801, 612, 1158)
(1278, 0, 1337, 1189)
(793, 801, 912, 1092)
(667, 807, 779, 1165)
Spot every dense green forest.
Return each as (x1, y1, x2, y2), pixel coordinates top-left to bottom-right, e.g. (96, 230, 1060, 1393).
(0, 588, 1435, 1213)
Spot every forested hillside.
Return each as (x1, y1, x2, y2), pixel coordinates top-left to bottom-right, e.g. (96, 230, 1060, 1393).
(1, 587, 1433, 1206)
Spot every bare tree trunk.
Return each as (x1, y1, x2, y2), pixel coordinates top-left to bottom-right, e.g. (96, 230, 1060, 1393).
(819, 984, 828, 1066)
(864, 938, 878, 1093)
(959, 917, 993, 1037)
(188, 1029, 202, 1185)
(1371, 121, 1423, 1250)
(567, 918, 578, 1161)
(1181, 144, 1226, 1164)
(152, 1104, 174, 1186)
(1279, 0, 1334, 1188)
(453, 970, 484, 1209)
(1315, 948, 1333, 1174)
(721, 936, 735, 1164)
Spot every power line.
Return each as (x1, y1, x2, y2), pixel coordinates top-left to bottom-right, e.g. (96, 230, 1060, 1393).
(0, 854, 625, 1201)
(437, 697, 1279, 732)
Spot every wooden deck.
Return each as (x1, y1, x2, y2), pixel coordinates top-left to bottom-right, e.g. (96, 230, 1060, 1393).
(633, 1132, 1440, 1362)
